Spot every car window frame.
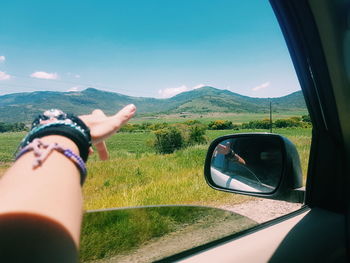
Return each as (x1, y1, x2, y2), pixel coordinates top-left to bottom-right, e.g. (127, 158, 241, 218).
(153, 0, 349, 261)
(271, 0, 347, 212)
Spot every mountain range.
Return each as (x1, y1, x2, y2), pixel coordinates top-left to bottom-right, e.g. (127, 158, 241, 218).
(0, 86, 306, 123)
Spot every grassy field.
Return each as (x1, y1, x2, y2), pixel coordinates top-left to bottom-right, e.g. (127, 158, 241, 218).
(0, 127, 311, 261)
(80, 206, 257, 261)
(133, 111, 308, 124)
(0, 127, 311, 209)
(82, 128, 310, 210)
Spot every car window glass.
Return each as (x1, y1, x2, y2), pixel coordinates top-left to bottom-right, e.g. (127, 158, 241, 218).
(0, 0, 310, 261)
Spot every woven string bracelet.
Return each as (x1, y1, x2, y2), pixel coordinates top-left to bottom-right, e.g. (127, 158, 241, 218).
(16, 138, 87, 185)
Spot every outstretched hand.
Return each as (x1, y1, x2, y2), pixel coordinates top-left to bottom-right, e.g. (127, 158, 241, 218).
(216, 142, 231, 155)
(215, 141, 246, 165)
(79, 104, 136, 160)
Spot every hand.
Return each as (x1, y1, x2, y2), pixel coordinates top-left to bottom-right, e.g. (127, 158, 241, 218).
(79, 104, 136, 160)
(215, 142, 231, 155)
(215, 141, 246, 165)
(235, 154, 246, 165)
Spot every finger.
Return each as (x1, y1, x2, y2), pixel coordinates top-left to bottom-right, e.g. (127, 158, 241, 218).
(236, 155, 246, 165)
(110, 104, 136, 127)
(95, 141, 109, 160)
(89, 147, 94, 155)
(88, 111, 108, 159)
(90, 104, 136, 141)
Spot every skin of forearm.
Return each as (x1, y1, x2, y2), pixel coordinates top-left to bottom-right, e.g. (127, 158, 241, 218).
(0, 135, 83, 246)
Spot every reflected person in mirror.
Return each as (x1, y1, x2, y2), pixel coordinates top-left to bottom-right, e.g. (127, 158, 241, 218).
(215, 141, 246, 165)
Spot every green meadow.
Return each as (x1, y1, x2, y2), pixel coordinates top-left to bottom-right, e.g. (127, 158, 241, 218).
(0, 126, 311, 261)
(81, 128, 310, 210)
(134, 111, 308, 124)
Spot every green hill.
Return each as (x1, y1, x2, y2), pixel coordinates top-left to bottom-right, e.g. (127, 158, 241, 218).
(0, 86, 306, 122)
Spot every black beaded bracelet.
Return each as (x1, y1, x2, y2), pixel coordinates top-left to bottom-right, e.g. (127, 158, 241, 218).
(19, 109, 91, 162)
(225, 149, 236, 159)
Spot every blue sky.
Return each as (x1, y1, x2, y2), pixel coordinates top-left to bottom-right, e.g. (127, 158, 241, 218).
(0, 0, 300, 98)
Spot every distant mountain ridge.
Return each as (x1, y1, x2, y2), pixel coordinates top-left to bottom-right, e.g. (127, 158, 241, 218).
(0, 86, 306, 122)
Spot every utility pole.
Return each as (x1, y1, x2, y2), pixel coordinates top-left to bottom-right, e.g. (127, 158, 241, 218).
(269, 101, 273, 133)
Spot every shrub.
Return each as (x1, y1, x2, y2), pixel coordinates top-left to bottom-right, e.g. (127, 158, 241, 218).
(231, 124, 240, 130)
(153, 127, 184, 154)
(184, 120, 202, 126)
(119, 123, 138, 132)
(149, 122, 169, 131)
(274, 118, 302, 128)
(241, 119, 271, 129)
(290, 116, 302, 122)
(139, 122, 152, 130)
(0, 122, 27, 133)
(152, 122, 208, 154)
(208, 120, 233, 130)
(187, 124, 207, 145)
(302, 115, 311, 123)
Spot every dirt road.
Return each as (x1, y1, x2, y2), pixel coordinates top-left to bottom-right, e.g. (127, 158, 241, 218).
(220, 198, 303, 223)
(89, 199, 302, 263)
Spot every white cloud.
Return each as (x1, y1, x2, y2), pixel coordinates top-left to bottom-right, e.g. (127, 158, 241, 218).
(252, 81, 270, 92)
(67, 86, 80, 92)
(0, 71, 11, 80)
(75, 74, 80, 78)
(30, 71, 58, 80)
(158, 84, 207, 98)
(158, 85, 189, 98)
(0, 56, 5, 63)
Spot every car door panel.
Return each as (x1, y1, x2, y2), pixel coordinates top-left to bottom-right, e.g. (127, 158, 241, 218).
(175, 208, 346, 263)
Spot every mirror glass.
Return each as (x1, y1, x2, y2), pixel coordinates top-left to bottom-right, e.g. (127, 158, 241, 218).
(210, 136, 284, 193)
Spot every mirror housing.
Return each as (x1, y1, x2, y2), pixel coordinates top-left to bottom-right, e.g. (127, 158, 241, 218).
(204, 133, 304, 203)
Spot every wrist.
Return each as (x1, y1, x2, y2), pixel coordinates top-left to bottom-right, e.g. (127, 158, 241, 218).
(15, 137, 87, 185)
(39, 135, 80, 156)
(225, 149, 235, 158)
(19, 109, 91, 162)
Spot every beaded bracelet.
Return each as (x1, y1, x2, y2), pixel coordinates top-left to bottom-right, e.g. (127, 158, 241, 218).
(19, 109, 92, 162)
(16, 138, 87, 185)
(19, 121, 91, 160)
(23, 121, 89, 142)
(225, 149, 239, 161)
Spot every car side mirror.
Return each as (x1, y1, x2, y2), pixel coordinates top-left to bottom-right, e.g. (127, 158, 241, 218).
(204, 133, 304, 203)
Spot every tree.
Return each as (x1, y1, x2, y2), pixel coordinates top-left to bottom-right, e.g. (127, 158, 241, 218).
(187, 124, 207, 145)
(153, 127, 184, 154)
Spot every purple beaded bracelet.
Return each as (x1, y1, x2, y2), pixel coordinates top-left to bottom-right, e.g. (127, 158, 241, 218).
(16, 138, 87, 185)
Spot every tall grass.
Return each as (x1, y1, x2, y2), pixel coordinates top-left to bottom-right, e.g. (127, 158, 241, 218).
(0, 132, 26, 163)
(0, 128, 311, 208)
(80, 206, 256, 261)
(84, 144, 251, 210)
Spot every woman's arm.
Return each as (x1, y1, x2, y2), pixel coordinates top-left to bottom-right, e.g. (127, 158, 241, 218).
(0, 135, 82, 262)
(0, 135, 83, 244)
(0, 104, 136, 262)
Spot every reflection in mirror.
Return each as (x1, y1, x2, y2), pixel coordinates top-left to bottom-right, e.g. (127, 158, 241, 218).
(80, 206, 257, 262)
(211, 136, 283, 193)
